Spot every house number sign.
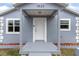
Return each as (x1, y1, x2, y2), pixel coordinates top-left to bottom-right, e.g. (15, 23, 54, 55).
(37, 4, 44, 8)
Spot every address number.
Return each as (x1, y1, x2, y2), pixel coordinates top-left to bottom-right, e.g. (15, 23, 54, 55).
(37, 4, 44, 8)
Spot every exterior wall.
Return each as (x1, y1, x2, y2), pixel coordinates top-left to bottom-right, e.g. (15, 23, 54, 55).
(0, 3, 77, 48)
(0, 10, 20, 48)
(60, 10, 77, 43)
(47, 14, 58, 43)
(75, 49, 79, 56)
(21, 15, 33, 43)
(3, 10, 20, 43)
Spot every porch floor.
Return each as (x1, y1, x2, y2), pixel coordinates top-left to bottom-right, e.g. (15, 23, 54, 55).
(20, 41, 60, 55)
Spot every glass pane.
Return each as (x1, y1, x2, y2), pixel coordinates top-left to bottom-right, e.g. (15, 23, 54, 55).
(8, 27, 13, 32)
(15, 26, 20, 32)
(60, 25, 69, 29)
(60, 20, 69, 24)
(15, 20, 20, 26)
(8, 20, 13, 26)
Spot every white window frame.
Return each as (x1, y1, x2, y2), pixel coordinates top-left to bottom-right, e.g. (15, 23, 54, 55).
(6, 18, 20, 34)
(60, 18, 71, 31)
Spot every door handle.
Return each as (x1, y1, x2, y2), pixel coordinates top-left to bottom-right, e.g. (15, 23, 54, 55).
(33, 25, 37, 32)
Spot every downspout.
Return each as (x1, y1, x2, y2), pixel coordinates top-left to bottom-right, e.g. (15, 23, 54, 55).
(19, 9, 23, 54)
(57, 10, 61, 55)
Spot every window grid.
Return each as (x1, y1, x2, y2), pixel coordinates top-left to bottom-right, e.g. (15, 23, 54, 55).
(8, 20, 20, 32)
(60, 19, 70, 31)
(6, 18, 20, 34)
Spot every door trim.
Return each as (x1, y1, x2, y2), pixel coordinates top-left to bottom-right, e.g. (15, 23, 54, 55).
(33, 17, 47, 42)
(45, 17, 47, 42)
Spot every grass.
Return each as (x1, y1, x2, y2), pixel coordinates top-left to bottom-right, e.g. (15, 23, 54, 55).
(61, 48, 75, 56)
(0, 48, 75, 56)
(0, 49, 20, 56)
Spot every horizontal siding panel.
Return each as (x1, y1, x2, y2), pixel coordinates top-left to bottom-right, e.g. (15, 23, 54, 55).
(76, 17, 79, 42)
(76, 23, 79, 26)
(77, 39, 79, 42)
(0, 27, 3, 30)
(0, 17, 4, 43)
(0, 30, 4, 34)
(0, 40, 3, 42)
(76, 30, 79, 33)
(76, 36, 79, 39)
(0, 36, 4, 39)
(77, 34, 79, 36)
(76, 17, 79, 20)
(0, 23, 4, 26)
(77, 27, 79, 30)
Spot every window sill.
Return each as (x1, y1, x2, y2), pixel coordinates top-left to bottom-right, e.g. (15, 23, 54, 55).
(60, 29, 70, 31)
(6, 32, 20, 34)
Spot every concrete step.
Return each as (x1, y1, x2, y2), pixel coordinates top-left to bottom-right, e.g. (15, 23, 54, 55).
(20, 41, 60, 56)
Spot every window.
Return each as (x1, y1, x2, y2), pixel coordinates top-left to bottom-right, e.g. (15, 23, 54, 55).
(6, 18, 20, 34)
(60, 19, 71, 31)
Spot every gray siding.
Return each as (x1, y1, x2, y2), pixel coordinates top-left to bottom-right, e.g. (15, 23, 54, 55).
(0, 10, 20, 48)
(60, 10, 76, 43)
(0, 3, 77, 48)
(3, 10, 20, 43)
(47, 15, 58, 43)
(75, 49, 79, 56)
(21, 15, 33, 43)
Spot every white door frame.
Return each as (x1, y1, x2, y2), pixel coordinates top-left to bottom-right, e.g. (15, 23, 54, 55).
(33, 17, 47, 42)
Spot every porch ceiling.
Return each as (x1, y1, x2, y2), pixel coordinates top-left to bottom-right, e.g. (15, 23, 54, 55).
(23, 9, 57, 16)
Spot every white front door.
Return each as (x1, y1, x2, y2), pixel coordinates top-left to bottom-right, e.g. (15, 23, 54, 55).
(33, 17, 47, 42)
